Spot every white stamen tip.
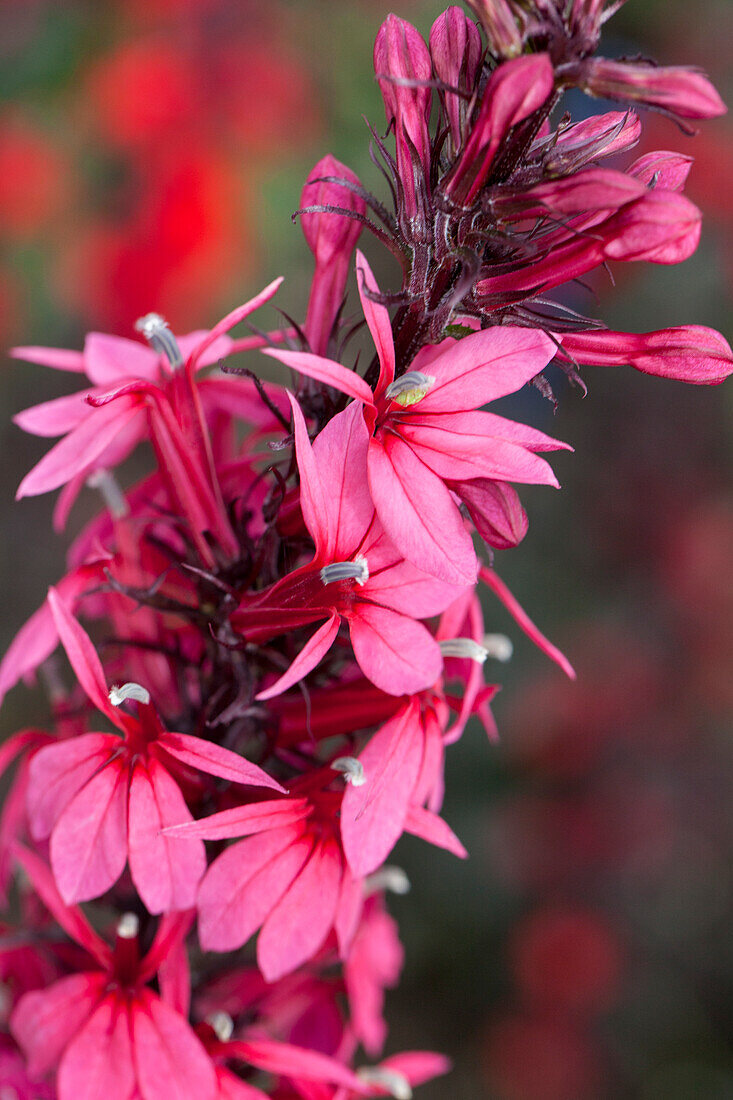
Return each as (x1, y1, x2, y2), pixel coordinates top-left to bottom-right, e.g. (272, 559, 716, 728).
(320, 556, 369, 587)
(109, 682, 151, 707)
(356, 1067, 413, 1099)
(116, 912, 139, 939)
(384, 371, 435, 407)
(364, 865, 411, 896)
(332, 756, 366, 787)
(439, 637, 489, 664)
(135, 312, 183, 368)
(86, 468, 129, 519)
(482, 633, 514, 662)
(206, 1011, 234, 1042)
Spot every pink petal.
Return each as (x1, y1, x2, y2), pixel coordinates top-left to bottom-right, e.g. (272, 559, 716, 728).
(380, 1051, 452, 1086)
(84, 332, 160, 385)
(404, 805, 468, 858)
(27, 733, 118, 840)
(355, 250, 395, 396)
(50, 760, 128, 904)
(138, 911, 195, 983)
(11, 972, 105, 1079)
(128, 757, 206, 914)
(187, 277, 283, 372)
(47, 587, 123, 725)
(364, 556, 466, 618)
(255, 612, 341, 701)
(163, 798, 311, 841)
(349, 603, 442, 696)
(335, 865, 364, 958)
(341, 699, 423, 877)
(10, 345, 86, 372)
(13, 844, 112, 964)
(258, 836, 342, 981)
(367, 436, 477, 585)
(287, 392, 332, 554)
(480, 566, 576, 679)
(216, 1068, 270, 1100)
(227, 1038, 366, 1092)
(414, 326, 556, 413)
(132, 990, 217, 1100)
(157, 733, 285, 793)
(197, 827, 312, 952)
(13, 389, 97, 437)
(261, 348, 374, 405)
(57, 995, 136, 1100)
(408, 409, 570, 452)
(311, 400, 374, 560)
(17, 395, 142, 498)
(403, 421, 560, 487)
(177, 330, 232, 368)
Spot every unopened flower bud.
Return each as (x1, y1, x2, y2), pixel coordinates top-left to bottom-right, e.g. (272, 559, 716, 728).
(465, 0, 523, 59)
(429, 8, 483, 152)
(577, 58, 726, 121)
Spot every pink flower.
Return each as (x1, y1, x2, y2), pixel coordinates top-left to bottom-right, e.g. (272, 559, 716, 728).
(344, 897, 403, 1057)
(233, 394, 465, 698)
(262, 252, 564, 584)
(10, 846, 218, 1100)
(26, 589, 283, 911)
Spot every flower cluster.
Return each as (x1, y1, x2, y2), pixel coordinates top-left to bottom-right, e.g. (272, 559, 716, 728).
(1, 2, 730, 1097)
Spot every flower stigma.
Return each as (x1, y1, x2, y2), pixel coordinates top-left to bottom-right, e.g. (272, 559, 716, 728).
(439, 637, 489, 663)
(206, 1011, 234, 1042)
(109, 682, 151, 707)
(320, 555, 370, 586)
(365, 865, 411, 896)
(332, 756, 366, 786)
(116, 912, 140, 940)
(357, 1066, 413, 1099)
(482, 633, 514, 662)
(134, 312, 184, 369)
(384, 371, 435, 407)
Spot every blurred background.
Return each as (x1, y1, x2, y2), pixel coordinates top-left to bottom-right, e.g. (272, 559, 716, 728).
(0, 0, 731, 1096)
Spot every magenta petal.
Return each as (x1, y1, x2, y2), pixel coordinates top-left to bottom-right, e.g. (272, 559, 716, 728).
(50, 761, 128, 904)
(256, 612, 341, 701)
(47, 587, 121, 724)
(197, 827, 312, 952)
(163, 799, 311, 841)
(335, 865, 364, 959)
(311, 400, 374, 560)
(364, 557, 466, 618)
(349, 604, 442, 696)
(404, 423, 560, 487)
(367, 436, 477, 585)
(341, 699, 423, 877)
(457, 479, 529, 550)
(188, 277, 283, 372)
(355, 250, 395, 396)
(287, 392, 331, 555)
(57, 995, 135, 1100)
(380, 1051, 452, 1087)
(415, 326, 556, 413)
(404, 805, 468, 858)
(216, 1068, 270, 1100)
(481, 566, 576, 679)
(11, 972, 105, 1079)
(261, 347, 374, 405)
(229, 1037, 366, 1091)
(11, 345, 86, 372)
(132, 991, 217, 1100)
(158, 732, 285, 793)
(128, 758, 206, 914)
(14, 390, 97, 438)
(27, 733, 117, 840)
(84, 332, 159, 385)
(16, 395, 142, 498)
(258, 836, 342, 981)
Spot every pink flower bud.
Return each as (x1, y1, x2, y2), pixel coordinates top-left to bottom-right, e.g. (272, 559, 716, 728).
(603, 190, 701, 263)
(446, 53, 555, 203)
(374, 15, 432, 215)
(560, 326, 733, 384)
(579, 58, 726, 120)
(465, 0, 523, 58)
(542, 111, 642, 173)
(429, 7, 483, 152)
(300, 155, 366, 355)
(493, 167, 646, 220)
(627, 150, 693, 192)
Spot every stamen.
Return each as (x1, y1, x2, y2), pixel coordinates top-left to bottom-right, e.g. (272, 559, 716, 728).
(482, 633, 514, 662)
(206, 1011, 234, 1042)
(356, 1067, 413, 1099)
(109, 682, 151, 707)
(384, 371, 435, 407)
(135, 312, 183, 369)
(364, 865, 411, 896)
(86, 468, 129, 519)
(332, 756, 366, 787)
(116, 912, 140, 940)
(320, 556, 369, 586)
(439, 638, 489, 663)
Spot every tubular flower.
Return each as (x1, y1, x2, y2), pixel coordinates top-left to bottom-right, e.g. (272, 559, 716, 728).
(1, 3, 730, 1098)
